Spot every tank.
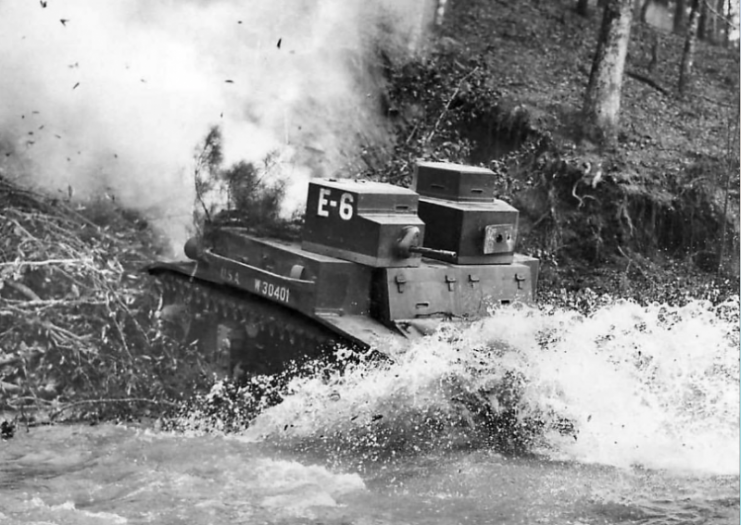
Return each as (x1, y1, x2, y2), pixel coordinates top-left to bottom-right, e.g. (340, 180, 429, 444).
(146, 162, 539, 377)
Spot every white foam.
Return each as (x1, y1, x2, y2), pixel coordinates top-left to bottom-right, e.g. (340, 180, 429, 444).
(246, 298, 739, 475)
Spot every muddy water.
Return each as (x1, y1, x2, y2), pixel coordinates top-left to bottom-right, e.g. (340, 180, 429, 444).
(1, 299, 738, 524)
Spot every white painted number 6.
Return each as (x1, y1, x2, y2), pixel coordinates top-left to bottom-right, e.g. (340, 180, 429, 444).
(339, 193, 354, 220)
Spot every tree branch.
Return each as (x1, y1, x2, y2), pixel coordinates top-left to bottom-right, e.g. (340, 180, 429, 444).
(5, 281, 41, 301)
(426, 67, 480, 144)
(0, 258, 92, 268)
(625, 70, 671, 96)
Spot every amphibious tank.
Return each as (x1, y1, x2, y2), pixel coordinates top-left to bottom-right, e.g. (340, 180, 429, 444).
(146, 162, 539, 377)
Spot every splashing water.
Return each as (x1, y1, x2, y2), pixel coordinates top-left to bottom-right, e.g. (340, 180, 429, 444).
(219, 297, 739, 475)
(3, 297, 738, 524)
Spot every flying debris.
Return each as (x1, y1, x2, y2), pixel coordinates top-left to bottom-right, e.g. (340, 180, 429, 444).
(60, 19, 69, 27)
(38, 125, 44, 130)
(237, 20, 243, 24)
(277, 38, 282, 49)
(68, 62, 79, 69)
(224, 80, 234, 84)
(32, 110, 40, 114)
(0, 420, 15, 440)
(72, 82, 80, 90)
(54, 134, 61, 139)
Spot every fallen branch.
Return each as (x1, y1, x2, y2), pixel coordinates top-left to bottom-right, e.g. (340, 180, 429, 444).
(1, 297, 107, 308)
(49, 397, 179, 420)
(617, 245, 648, 279)
(0, 381, 22, 394)
(625, 70, 671, 96)
(578, 65, 670, 97)
(0, 347, 44, 367)
(695, 93, 733, 108)
(5, 281, 42, 301)
(0, 354, 21, 367)
(426, 66, 480, 144)
(0, 258, 92, 268)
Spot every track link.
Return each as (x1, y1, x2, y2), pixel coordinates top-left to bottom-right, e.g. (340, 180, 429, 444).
(152, 269, 349, 377)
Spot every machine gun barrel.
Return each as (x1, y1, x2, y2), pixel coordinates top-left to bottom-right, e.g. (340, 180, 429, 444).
(409, 245, 458, 259)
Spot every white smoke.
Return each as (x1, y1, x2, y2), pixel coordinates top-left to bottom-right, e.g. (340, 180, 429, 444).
(0, 0, 437, 247)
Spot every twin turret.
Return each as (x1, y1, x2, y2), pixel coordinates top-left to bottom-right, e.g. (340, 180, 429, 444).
(301, 162, 519, 268)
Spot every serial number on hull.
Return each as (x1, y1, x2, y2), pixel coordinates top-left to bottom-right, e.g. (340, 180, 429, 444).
(254, 278, 290, 303)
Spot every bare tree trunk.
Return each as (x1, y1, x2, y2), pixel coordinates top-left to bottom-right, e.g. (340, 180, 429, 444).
(577, 0, 590, 17)
(698, 0, 708, 39)
(633, 0, 644, 19)
(674, 0, 687, 33)
(648, 32, 661, 73)
(679, 0, 700, 95)
(640, 0, 651, 22)
(723, 0, 731, 46)
(582, 0, 634, 147)
(710, 0, 723, 42)
(715, 94, 740, 274)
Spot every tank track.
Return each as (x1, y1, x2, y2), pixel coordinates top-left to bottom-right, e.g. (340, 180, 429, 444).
(152, 268, 350, 377)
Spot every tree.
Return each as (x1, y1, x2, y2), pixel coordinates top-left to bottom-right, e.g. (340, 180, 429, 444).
(577, 0, 590, 17)
(716, 93, 740, 273)
(633, 0, 644, 19)
(698, 0, 709, 40)
(582, 0, 634, 146)
(648, 32, 661, 73)
(678, 0, 700, 95)
(674, 0, 688, 33)
(709, 0, 724, 43)
(723, 0, 732, 46)
(639, 0, 650, 22)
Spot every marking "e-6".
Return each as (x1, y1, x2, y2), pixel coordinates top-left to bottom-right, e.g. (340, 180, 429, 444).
(317, 188, 354, 220)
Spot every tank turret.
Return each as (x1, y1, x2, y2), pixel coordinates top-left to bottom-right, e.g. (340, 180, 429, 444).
(302, 179, 426, 267)
(146, 162, 538, 376)
(414, 162, 519, 265)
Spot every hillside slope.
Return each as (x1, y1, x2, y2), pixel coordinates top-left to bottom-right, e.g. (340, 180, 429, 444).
(366, 0, 739, 300)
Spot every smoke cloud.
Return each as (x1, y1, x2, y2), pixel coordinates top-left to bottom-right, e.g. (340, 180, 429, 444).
(0, 0, 435, 249)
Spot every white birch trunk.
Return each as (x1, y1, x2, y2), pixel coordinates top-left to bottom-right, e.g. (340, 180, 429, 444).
(582, 0, 634, 146)
(679, 0, 700, 95)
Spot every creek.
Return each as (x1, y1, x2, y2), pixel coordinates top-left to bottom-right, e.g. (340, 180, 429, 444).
(2, 298, 738, 524)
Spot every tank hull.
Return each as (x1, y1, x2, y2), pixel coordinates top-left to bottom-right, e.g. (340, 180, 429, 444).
(146, 227, 537, 378)
(148, 262, 401, 377)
